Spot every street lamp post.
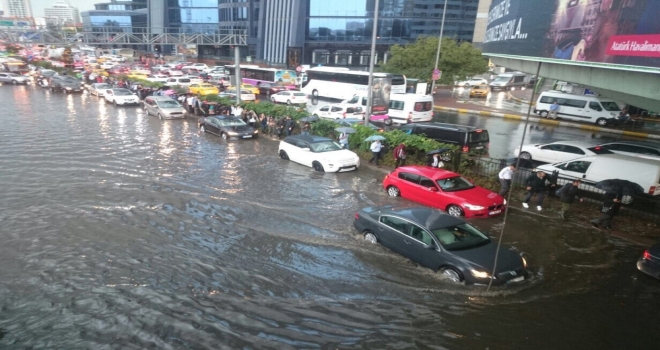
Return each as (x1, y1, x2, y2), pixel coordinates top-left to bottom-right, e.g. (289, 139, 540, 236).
(430, 0, 448, 95)
(365, 0, 380, 117)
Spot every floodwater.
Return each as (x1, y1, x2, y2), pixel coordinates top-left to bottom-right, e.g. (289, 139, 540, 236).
(0, 85, 659, 349)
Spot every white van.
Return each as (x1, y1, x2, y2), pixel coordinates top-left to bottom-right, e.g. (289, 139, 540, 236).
(489, 72, 529, 90)
(536, 154, 660, 196)
(388, 93, 434, 123)
(534, 91, 621, 126)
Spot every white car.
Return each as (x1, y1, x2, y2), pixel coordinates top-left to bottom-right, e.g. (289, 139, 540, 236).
(514, 141, 613, 164)
(222, 89, 256, 101)
(181, 75, 203, 84)
(106, 55, 126, 62)
(278, 135, 360, 172)
(100, 61, 116, 69)
(270, 91, 308, 105)
(161, 69, 184, 76)
(313, 104, 365, 120)
(88, 83, 113, 97)
(455, 77, 488, 87)
(104, 88, 140, 106)
(203, 65, 225, 73)
(146, 75, 170, 83)
(166, 77, 194, 87)
(599, 141, 660, 161)
(182, 63, 208, 71)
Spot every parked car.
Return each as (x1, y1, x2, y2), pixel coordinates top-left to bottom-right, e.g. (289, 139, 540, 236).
(222, 89, 256, 101)
(181, 75, 203, 84)
(400, 123, 489, 153)
(353, 206, 528, 284)
(104, 88, 140, 106)
(199, 116, 259, 140)
(146, 74, 170, 83)
(270, 91, 308, 105)
(278, 135, 360, 172)
(337, 118, 383, 132)
(383, 166, 506, 218)
(637, 242, 660, 279)
(598, 141, 660, 161)
(514, 141, 613, 163)
(313, 104, 366, 120)
(258, 83, 286, 95)
(161, 69, 184, 76)
(470, 85, 490, 98)
(202, 65, 225, 73)
(182, 63, 208, 71)
(88, 83, 112, 97)
(174, 62, 193, 70)
(100, 61, 116, 70)
(50, 76, 83, 93)
(166, 77, 194, 87)
(143, 96, 186, 120)
(188, 83, 219, 95)
(0, 72, 29, 84)
(228, 83, 260, 95)
(456, 77, 488, 87)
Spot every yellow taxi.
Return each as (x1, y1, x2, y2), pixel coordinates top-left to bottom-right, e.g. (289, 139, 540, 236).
(128, 72, 150, 80)
(469, 85, 490, 98)
(228, 83, 260, 95)
(96, 57, 110, 63)
(188, 83, 220, 95)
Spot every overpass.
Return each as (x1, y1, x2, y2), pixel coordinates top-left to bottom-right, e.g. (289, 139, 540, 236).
(0, 26, 247, 47)
(483, 0, 660, 112)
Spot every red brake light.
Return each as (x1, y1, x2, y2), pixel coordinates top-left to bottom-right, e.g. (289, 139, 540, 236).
(462, 145, 470, 152)
(650, 186, 656, 195)
(354, 213, 360, 220)
(643, 250, 651, 260)
(475, 129, 483, 133)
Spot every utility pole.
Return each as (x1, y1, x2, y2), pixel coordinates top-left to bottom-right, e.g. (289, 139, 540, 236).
(234, 45, 241, 105)
(430, 0, 448, 95)
(365, 0, 380, 117)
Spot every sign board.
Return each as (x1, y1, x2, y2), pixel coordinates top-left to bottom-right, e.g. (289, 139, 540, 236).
(371, 76, 392, 115)
(0, 20, 14, 27)
(432, 68, 441, 80)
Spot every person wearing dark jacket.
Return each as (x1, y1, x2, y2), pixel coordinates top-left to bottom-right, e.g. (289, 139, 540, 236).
(522, 171, 554, 211)
(558, 179, 584, 219)
(590, 192, 622, 229)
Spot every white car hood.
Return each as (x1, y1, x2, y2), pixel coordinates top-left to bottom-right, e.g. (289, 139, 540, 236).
(114, 95, 138, 102)
(319, 149, 359, 162)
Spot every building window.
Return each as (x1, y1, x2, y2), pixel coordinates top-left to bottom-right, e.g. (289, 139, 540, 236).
(312, 50, 330, 64)
(359, 50, 376, 66)
(335, 50, 352, 66)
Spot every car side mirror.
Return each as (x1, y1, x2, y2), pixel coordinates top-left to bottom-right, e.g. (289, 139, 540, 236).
(428, 187, 438, 192)
(426, 242, 437, 250)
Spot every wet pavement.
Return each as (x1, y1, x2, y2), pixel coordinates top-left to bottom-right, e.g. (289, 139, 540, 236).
(1, 84, 659, 349)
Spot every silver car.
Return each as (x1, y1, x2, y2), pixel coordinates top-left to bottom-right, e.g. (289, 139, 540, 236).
(0, 72, 29, 84)
(88, 83, 113, 97)
(143, 96, 187, 120)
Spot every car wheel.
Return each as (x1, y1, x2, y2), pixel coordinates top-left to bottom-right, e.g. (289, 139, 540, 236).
(12, 80, 18, 85)
(384, 118, 393, 126)
(519, 151, 532, 160)
(464, 83, 469, 87)
(270, 98, 276, 103)
(221, 132, 228, 140)
(158, 113, 163, 120)
(200, 125, 205, 133)
(596, 118, 608, 126)
(364, 231, 378, 244)
(279, 150, 289, 160)
(447, 205, 464, 217)
(312, 161, 325, 172)
(286, 100, 291, 105)
(539, 110, 549, 118)
(441, 267, 463, 283)
(386, 186, 400, 197)
(312, 89, 319, 97)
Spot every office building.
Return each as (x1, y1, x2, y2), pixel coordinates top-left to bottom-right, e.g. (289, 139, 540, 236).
(471, 0, 491, 49)
(81, 0, 146, 31)
(44, 1, 81, 25)
(1, 0, 33, 18)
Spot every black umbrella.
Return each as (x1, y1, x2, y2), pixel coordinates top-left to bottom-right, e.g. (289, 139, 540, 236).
(595, 179, 644, 196)
(299, 115, 319, 122)
(426, 148, 452, 156)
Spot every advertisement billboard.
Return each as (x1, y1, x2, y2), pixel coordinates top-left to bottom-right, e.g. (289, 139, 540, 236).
(371, 76, 391, 115)
(483, 0, 660, 69)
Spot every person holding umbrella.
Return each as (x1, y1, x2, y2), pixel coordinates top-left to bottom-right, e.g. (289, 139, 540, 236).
(368, 140, 382, 167)
(590, 179, 643, 229)
(590, 192, 622, 229)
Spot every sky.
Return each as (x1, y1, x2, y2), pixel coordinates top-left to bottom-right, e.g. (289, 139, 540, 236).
(0, 0, 95, 17)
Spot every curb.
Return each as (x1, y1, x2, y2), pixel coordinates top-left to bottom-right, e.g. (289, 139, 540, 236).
(434, 105, 660, 140)
(507, 92, 535, 106)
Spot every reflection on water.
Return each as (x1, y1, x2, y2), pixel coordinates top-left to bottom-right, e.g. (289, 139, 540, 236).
(0, 86, 658, 349)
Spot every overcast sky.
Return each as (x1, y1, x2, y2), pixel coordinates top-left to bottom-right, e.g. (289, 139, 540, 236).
(0, 0, 95, 17)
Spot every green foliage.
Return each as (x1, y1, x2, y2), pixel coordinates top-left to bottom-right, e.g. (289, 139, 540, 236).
(238, 102, 308, 120)
(5, 44, 22, 54)
(379, 37, 488, 85)
(311, 119, 340, 138)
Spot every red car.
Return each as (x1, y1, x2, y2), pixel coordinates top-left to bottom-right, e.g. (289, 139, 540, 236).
(382, 166, 505, 218)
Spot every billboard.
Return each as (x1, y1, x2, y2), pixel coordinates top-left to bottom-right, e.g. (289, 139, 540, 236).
(371, 76, 391, 115)
(483, 0, 660, 69)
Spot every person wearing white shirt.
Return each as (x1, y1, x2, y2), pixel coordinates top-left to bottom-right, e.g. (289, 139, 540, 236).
(498, 164, 516, 196)
(431, 154, 444, 168)
(233, 105, 243, 118)
(368, 140, 382, 166)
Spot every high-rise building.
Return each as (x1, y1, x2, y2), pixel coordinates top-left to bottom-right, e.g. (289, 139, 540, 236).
(1, 0, 33, 18)
(44, 1, 81, 25)
(81, 0, 146, 32)
(471, 0, 491, 49)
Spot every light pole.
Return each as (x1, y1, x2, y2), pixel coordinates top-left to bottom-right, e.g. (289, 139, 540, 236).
(365, 0, 380, 117)
(430, 0, 448, 95)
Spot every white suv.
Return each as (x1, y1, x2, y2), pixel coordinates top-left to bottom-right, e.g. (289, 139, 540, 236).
(278, 135, 360, 172)
(312, 104, 365, 120)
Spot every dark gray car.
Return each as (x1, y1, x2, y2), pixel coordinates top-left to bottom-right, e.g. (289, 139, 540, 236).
(353, 206, 528, 285)
(50, 76, 83, 93)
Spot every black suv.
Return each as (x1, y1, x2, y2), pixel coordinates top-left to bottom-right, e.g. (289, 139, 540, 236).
(50, 76, 83, 93)
(400, 122, 489, 153)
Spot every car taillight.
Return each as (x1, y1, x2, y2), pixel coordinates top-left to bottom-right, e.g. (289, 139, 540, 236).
(354, 213, 359, 220)
(462, 145, 470, 152)
(650, 186, 656, 195)
(643, 250, 651, 260)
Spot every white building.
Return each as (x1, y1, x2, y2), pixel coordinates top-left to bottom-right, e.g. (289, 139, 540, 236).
(44, 0, 80, 25)
(1, 0, 33, 18)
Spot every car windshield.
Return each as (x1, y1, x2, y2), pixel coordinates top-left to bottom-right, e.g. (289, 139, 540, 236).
(157, 100, 181, 108)
(600, 101, 621, 112)
(436, 176, 474, 192)
(113, 89, 133, 96)
(95, 84, 111, 89)
(293, 92, 306, 96)
(218, 119, 246, 127)
(492, 76, 510, 83)
(431, 223, 490, 251)
(468, 130, 489, 143)
(310, 141, 343, 153)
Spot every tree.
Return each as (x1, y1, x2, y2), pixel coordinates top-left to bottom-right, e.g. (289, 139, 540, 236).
(380, 37, 489, 85)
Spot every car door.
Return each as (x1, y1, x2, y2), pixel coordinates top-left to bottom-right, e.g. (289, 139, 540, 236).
(331, 106, 344, 119)
(277, 92, 289, 103)
(556, 145, 586, 162)
(406, 223, 441, 269)
(556, 160, 592, 181)
(0, 74, 8, 83)
(536, 144, 565, 163)
(205, 117, 221, 135)
(317, 105, 330, 118)
(395, 172, 421, 201)
(418, 176, 444, 209)
(296, 141, 314, 167)
(376, 215, 410, 255)
(105, 90, 114, 102)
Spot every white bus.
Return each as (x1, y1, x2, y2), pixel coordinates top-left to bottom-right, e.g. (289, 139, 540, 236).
(301, 68, 406, 100)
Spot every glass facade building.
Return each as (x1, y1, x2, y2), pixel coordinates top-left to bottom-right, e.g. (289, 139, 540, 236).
(81, 0, 147, 32)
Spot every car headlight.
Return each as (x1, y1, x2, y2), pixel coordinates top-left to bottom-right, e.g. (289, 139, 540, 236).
(470, 269, 490, 278)
(503, 199, 507, 205)
(253, 130, 258, 134)
(66, 87, 72, 90)
(227, 131, 238, 136)
(464, 204, 485, 210)
(521, 256, 527, 268)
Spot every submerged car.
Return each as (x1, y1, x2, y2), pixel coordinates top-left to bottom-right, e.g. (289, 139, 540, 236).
(470, 85, 490, 98)
(104, 88, 139, 106)
(637, 242, 660, 279)
(353, 206, 528, 284)
(199, 116, 258, 140)
(0, 72, 29, 84)
(50, 76, 83, 93)
(88, 83, 112, 97)
(383, 166, 506, 218)
(144, 96, 186, 119)
(514, 141, 613, 163)
(278, 135, 360, 172)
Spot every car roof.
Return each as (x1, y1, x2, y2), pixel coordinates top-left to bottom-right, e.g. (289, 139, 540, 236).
(284, 135, 332, 143)
(147, 96, 176, 101)
(547, 141, 598, 147)
(394, 165, 460, 179)
(548, 153, 660, 165)
(409, 122, 482, 132)
(377, 206, 465, 230)
(601, 141, 660, 149)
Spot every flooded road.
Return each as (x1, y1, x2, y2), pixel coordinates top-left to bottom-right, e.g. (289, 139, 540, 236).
(1, 85, 659, 349)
